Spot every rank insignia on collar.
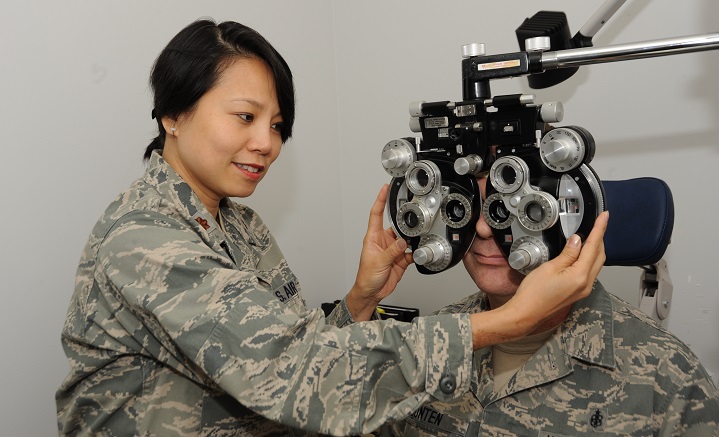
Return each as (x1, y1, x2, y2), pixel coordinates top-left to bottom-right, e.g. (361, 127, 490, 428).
(195, 216, 210, 230)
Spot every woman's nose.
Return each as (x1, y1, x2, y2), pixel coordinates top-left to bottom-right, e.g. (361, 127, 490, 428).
(248, 126, 274, 154)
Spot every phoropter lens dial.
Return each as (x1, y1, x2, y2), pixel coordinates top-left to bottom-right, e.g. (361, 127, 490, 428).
(441, 193, 472, 228)
(396, 201, 432, 237)
(490, 156, 529, 194)
(406, 160, 441, 195)
(516, 191, 559, 231)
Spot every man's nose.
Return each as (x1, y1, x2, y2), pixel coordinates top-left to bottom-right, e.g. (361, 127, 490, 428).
(475, 211, 494, 239)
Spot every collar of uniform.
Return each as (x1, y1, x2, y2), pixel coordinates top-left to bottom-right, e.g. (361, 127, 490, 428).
(144, 150, 225, 242)
(218, 198, 270, 248)
(145, 151, 271, 249)
(559, 281, 616, 370)
(467, 284, 617, 404)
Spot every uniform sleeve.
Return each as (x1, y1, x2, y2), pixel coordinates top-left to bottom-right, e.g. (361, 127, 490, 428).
(98, 211, 473, 436)
(324, 296, 381, 328)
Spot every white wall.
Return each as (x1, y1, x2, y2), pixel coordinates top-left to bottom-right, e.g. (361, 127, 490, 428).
(0, 1, 716, 434)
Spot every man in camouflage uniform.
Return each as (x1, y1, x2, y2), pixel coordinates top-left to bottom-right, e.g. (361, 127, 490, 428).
(380, 178, 719, 436)
(380, 282, 719, 436)
(57, 152, 475, 436)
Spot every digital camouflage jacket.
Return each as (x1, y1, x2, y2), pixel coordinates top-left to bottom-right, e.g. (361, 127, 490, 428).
(380, 283, 719, 436)
(57, 152, 473, 436)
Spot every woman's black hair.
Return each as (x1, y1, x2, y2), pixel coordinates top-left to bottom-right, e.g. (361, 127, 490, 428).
(145, 19, 295, 160)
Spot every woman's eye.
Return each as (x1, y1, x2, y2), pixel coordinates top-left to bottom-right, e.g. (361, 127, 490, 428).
(271, 122, 284, 132)
(238, 113, 254, 122)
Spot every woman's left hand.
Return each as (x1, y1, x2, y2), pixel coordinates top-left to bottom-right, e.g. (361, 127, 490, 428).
(346, 185, 414, 321)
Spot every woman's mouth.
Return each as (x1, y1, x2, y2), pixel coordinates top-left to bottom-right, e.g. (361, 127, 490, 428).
(234, 163, 263, 180)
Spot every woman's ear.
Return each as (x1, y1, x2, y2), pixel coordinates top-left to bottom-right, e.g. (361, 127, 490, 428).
(161, 116, 178, 136)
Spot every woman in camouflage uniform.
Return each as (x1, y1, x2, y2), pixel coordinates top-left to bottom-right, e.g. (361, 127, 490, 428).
(57, 19, 608, 436)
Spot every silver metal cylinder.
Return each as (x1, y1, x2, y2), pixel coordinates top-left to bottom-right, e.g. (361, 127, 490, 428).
(541, 33, 719, 70)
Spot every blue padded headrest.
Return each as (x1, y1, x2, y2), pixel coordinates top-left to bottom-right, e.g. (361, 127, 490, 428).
(602, 178, 674, 266)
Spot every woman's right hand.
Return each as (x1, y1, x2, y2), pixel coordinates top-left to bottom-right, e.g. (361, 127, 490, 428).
(346, 185, 415, 321)
(469, 211, 609, 349)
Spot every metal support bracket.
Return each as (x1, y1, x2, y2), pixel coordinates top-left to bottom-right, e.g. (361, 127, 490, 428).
(638, 258, 673, 323)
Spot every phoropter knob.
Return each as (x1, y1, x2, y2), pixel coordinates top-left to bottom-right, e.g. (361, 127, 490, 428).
(539, 101, 564, 123)
(381, 138, 416, 177)
(462, 43, 486, 58)
(508, 244, 542, 271)
(414, 244, 441, 266)
(539, 126, 594, 172)
(508, 236, 549, 274)
(413, 237, 452, 271)
(454, 154, 484, 176)
(525, 36, 551, 52)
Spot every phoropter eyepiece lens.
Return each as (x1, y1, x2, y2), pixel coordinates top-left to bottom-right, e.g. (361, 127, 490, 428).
(482, 192, 514, 230)
(489, 199, 510, 222)
(415, 169, 429, 188)
(404, 210, 420, 228)
(525, 201, 545, 223)
(441, 193, 473, 229)
(501, 166, 517, 185)
(446, 199, 466, 222)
